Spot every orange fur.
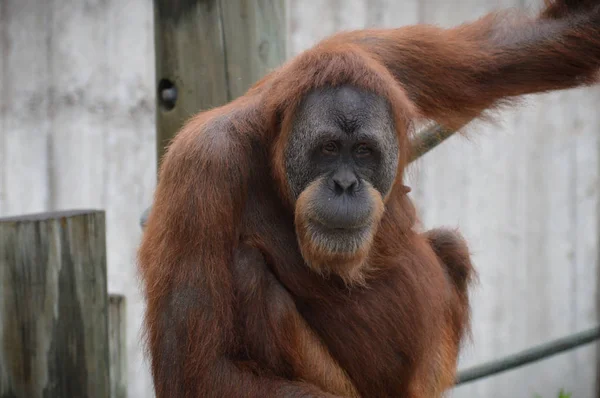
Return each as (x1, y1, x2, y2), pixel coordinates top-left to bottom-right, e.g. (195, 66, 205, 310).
(291, 312, 361, 397)
(295, 178, 385, 285)
(138, 1, 600, 397)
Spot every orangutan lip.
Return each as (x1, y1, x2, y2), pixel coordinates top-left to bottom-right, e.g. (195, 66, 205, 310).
(309, 217, 370, 233)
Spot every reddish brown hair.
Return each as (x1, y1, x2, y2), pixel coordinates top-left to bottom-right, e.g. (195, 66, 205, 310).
(138, 2, 600, 396)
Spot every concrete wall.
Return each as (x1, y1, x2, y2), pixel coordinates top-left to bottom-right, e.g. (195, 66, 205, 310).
(1, 0, 598, 397)
(0, 1, 156, 396)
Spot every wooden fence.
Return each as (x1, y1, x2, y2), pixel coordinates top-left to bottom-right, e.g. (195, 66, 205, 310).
(0, 211, 126, 398)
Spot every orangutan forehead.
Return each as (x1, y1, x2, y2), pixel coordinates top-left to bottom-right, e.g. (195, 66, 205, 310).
(292, 85, 395, 137)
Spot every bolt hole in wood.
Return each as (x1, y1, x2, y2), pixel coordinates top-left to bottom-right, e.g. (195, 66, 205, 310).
(158, 78, 177, 111)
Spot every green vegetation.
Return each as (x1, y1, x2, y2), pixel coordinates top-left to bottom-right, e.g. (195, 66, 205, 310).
(534, 390, 571, 398)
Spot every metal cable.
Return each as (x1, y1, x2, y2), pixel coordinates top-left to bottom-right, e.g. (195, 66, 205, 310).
(456, 326, 600, 385)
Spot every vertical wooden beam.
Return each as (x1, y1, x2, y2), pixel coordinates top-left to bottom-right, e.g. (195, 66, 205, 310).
(0, 210, 109, 398)
(108, 294, 127, 398)
(153, 0, 286, 170)
(142, 0, 286, 228)
(153, 0, 226, 167)
(219, 0, 286, 100)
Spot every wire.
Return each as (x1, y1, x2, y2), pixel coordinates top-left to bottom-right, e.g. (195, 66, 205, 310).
(456, 326, 600, 385)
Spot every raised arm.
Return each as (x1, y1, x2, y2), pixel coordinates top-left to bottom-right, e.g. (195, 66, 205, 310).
(340, 0, 600, 128)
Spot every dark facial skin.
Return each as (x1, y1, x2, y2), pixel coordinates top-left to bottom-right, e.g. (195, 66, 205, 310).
(285, 85, 399, 242)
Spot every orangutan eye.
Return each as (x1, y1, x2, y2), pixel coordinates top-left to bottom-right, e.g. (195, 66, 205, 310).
(322, 141, 339, 155)
(355, 143, 372, 157)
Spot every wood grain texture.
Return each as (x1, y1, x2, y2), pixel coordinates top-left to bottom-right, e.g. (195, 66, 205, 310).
(153, 0, 228, 166)
(220, 0, 287, 100)
(109, 295, 126, 398)
(153, 0, 286, 167)
(0, 210, 109, 398)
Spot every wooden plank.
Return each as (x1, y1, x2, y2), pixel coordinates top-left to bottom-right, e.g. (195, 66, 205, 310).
(0, 210, 109, 398)
(219, 0, 286, 100)
(153, 0, 228, 167)
(153, 0, 287, 168)
(142, 0, 288, 227)
(109, 295, 127, 398)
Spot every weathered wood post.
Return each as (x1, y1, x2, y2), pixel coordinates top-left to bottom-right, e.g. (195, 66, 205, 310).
(108, 294, 127, 398)
(141, 0, 287, 228)
(0, 210, 109, 398)
(153, 0, 286, 168)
